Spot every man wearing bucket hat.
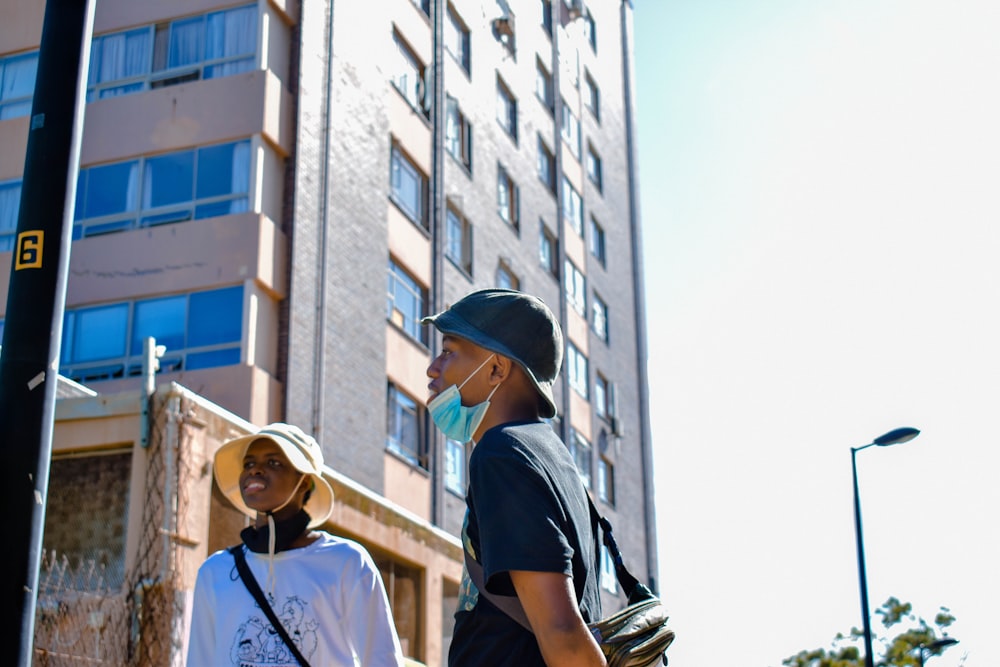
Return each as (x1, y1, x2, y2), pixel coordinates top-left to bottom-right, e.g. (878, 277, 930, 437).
(424, 288, 606, 667)
(186, 423, 405, 666)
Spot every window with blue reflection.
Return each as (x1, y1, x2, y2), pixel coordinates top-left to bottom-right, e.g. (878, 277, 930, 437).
(131, 296, 185, 355)
(188, 286, 242, 347)
(143, 151, 194, 209)
(187, 347, 240, 370)
(197, 142, 250, 199)
(0, 51, 39, 120)
(0, 180, 22, 252)
(80, 161, 139, 219)
(69, 305, 128, 363)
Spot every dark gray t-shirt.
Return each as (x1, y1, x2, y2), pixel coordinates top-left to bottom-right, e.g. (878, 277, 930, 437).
(449, 420, 601, 667)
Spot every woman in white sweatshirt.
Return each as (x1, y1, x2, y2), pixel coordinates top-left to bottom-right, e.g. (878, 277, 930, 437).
(186, 423, 405, 667)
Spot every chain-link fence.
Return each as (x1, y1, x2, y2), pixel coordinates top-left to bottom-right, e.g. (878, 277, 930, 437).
(33, 393, 196, 666)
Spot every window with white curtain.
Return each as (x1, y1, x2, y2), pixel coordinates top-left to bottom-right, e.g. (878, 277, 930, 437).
(86, 5, 257, 100)
(0, 180, 23, 252)
(0, 51, 39, 119)
(565, 259, 586, 316)
(73, 139, 251, 238)
(566, 343, 589, 399)
(390, 31, 430, 118)
(561, 176, 583, 235)
(387, 383, 424, 468)
(446, 96, 473, 171)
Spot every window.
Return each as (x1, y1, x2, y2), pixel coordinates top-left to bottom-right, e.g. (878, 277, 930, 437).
(588, 216, 606, 266)
(497, 164, 519, 229)
(584, 70, 600, 121)
(72, 140, 251, 238)
(566, 342, 588, 398)
(597, 457, 615, 505)
(60, 286, 243, 382)
(391, 31, 430, 118)
(0, 51, 38, 119)
(387, 383, 424, 468)
(445, 5, 471, 74)
(565, 259, 586, 316)
(445, 439, 467, 494)
(600, 544, 617, 593)
(584, 9, 597, 52)
(390, 143, 428, 228)
(387, 259, 426, 342)
(568, 428, 592, 487)
(496, 262, 519, 290)
(535, 58, 554, 113)
(496, 77, 518, 142)
(586, 144, 603, 192)
(0, 179, 22, 252)
(561, 176, 583, 236)
(594, 373, 612, 419)
(87, 5, 257, 100)
(592, 293, 608, 341)
(445, 205, 473, 274)
(446, 96, 473, 171)
(537, 135, 556, 193)
(561, 101, 581, 159)
(539, 221, 558, 278)
(541, 0, 553, 36)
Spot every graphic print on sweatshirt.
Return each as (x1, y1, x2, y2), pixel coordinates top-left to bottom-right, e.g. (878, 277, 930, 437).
(229, 593, 318, 666)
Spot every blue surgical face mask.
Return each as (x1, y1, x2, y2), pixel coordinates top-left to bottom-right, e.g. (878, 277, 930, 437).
(428, 354, 501, 443)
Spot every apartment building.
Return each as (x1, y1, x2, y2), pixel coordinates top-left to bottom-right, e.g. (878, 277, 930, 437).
(0, 0, 655, 664)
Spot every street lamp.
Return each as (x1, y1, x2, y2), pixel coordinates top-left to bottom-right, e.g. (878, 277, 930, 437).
(852, 426, 920, 667)
(916, 638, 959, 667)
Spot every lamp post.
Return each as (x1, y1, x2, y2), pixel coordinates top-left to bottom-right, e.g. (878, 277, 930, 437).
(851, 426, 920, 667)
(916, 638, 959, 667)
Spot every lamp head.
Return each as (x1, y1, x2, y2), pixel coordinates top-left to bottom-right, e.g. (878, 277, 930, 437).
(873, 427, 920, 447)
(922, 637, 959, 651)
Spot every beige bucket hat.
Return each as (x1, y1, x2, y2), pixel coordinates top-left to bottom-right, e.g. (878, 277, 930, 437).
(213, 423, 334, 528)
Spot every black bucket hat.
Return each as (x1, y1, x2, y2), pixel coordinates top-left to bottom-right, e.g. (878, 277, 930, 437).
(422, 288, 562, 418)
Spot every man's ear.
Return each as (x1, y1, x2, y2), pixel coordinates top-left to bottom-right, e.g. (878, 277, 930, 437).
(490, 354, 514, 384)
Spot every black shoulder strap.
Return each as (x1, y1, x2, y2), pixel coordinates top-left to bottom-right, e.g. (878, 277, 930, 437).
(228, 545, 311, 667)
(463, 491, 648, 633)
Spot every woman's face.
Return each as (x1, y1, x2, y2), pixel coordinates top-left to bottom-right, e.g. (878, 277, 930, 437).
(239, 438, 307, 521)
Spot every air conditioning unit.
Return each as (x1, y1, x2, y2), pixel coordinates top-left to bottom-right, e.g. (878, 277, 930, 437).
(565, 0, 585, 21)
(493, 15, 513, 37)
(609, 415, 624, 438)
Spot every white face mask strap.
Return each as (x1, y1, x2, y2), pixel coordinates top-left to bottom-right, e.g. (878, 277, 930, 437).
(458, 353, 496, 391)
(485, 381, 502, 401)
(267, 473, 307, 516)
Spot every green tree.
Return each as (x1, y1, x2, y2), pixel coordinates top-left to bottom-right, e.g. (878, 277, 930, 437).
(780, 597, 959, 667)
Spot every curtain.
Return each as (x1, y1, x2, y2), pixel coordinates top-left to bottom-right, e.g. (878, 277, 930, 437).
(169, 17, 204, 69)
(205, 6, 257, 78)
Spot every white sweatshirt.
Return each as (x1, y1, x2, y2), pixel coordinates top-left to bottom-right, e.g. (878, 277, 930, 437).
(186, 532, 405, 667)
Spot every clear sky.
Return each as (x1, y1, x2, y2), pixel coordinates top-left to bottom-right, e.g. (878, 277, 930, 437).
(634, 1, 1000, 666)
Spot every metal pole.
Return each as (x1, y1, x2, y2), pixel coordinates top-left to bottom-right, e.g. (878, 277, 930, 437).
(852, 445, 876, 667)
(0, 0, 95, 663)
